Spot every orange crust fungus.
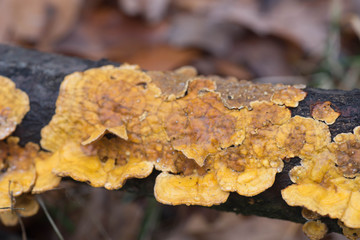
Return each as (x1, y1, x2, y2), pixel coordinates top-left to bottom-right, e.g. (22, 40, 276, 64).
(159, 78, 245, 166)
(41, 64, 167, 188)
(302, 208, 321, 221)
(147, 66, 197, 100)
(32, 151, 61, 194)
(212, 77, 306, 110)
(0, 137, 37, 210)
(0, 136, 60, 212)
(213, 101, 290, 196)
(0, 195, 39, 226)
(282, 126, 360, 229)
(52, 138, 153, 189)
(154, 158, 229, 206)
(271, 86, 307, 107)
(276, 116, 331, 158)
(40, 63, 312, 207)
(41, 64, 164, 150)
(302, 220, 328, 240)
(0, 76, 30, 140)
(329, 126, 360, 178)
(339, 221, 360, 240)
(311, 101, 340, 125)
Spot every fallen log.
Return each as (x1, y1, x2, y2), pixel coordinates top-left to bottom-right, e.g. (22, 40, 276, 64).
(1, 44, 360, 235)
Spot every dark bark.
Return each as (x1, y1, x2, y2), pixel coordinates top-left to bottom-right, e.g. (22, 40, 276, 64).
(0, 44, 359, 233)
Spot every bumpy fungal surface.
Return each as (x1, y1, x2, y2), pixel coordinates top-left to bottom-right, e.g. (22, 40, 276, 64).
(32, 151, 61, 194)
(213, 101, 290, 196)
(0, 80, 58, 222)
(154, 159, 229, 206)
(0, 76, 30, 140)
(213, 77, 306, 109)
(339, 221, 360, 240)
(301, 208, 321, 221)
(0, 137, 37, 210)
(40, 63, 360, 234)
(329, 127, 360, 178)
(311, 101, 340, 125)
(276, 116, 331, 158)
(271, 86, 307, 107)
(282, 127, 360, 229)
(41, 64, 165, 150)
(302, 220, 328, 240)
(159, 78, 246, 166)
(40, 64, 311, 207)
(52, 138, 154, 190)
(0, 137, 60, 213)
(147, 66, 197, 100)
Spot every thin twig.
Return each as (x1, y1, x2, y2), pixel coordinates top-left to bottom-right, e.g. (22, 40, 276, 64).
(16, 212, 27, 240)
(8, 181, 27, 240)
(36, 195, 64, 240)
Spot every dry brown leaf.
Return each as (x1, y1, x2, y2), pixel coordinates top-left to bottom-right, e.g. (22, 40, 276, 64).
(173, 0, 332, 56)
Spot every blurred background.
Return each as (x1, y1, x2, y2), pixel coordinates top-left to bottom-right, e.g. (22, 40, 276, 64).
(0, 0, 359, 239)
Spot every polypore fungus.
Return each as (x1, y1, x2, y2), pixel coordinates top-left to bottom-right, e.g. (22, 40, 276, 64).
(276, 116, 331, 158)
(0, 76, 30, 140)
(0, 136, 60, 213)
(41, 64, 166, 149)
(0, 137, 37, 210)
(212, 77, 306, 109)
(154, 158, 229, 206)
(147, 66, 197, 100)
(41, 63, 312, 208)
(0, 195, 39, 226)
(32, 151, 61, 194)
(282, 126, 360, 229)
(271, 86, 307, 107)
(159, 78, 245, 166)
(41, 65, 170, 188)
(302, 220, 328, 240)
(301, 208, 321, 221)
(311, 101, 340, 125)
(329, 127, 360, 178)
(339, 221, 360, 240)
(52, 138, 154, 189)
(213, 101, 290, 196)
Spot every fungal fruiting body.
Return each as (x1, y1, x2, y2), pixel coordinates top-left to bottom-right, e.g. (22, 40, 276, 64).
(0, 133, 60, 226)
(40, 64, 309, 206)
(282, 126, 360, 229)
(3, 64, 360, 237)
(0, 195, 39, 226)
(311, 101, 340, 125)
(302, 220, 328, 240)
(0, 76, 29, 140)
(0, 76, 60, 226)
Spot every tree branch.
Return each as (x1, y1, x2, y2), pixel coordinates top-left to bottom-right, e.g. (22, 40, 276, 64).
(0, 44, 359, 233)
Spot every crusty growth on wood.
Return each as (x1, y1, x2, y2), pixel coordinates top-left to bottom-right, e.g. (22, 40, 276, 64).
(154, 159, 229, 206)
(282, 126, 360, 229)
(0, 195, 39, 226)
(0, 137, 60, 216)
(0, 137, 59, 226)
(0, 77, 60, 225)
(302, 220, 328, 240)
(40, 64, 308, 206)
(311, 101, 340, 125)
(0, 76, 29, 140)
(38, 63, 360, 236)
(0, 137, 37, 210)
(339, 221, 360, 240)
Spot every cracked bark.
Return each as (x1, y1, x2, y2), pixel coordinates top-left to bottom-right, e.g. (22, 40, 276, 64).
(0, 44, 359, 233)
